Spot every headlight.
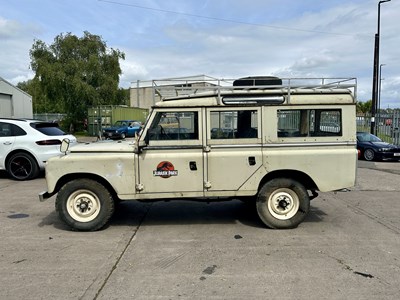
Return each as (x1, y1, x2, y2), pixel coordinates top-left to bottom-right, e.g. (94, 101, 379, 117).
(378, 148, 390, 152)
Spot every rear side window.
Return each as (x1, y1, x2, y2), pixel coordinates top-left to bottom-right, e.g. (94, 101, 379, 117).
(278, 109, 342, 137)
(30, 122, 67, 136)
(210, 110, 258, 139)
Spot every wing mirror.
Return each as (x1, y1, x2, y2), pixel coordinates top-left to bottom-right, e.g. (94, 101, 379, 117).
(60, 138, 70, 154)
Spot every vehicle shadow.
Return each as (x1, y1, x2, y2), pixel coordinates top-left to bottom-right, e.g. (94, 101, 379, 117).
(110, 199, 326, 229)
(39, 199, 326, 231)
(38, 210, 71, 231)
(0, 170, 9, 179)
(0, 170, 45, 180)
(112, 200, 265, 228)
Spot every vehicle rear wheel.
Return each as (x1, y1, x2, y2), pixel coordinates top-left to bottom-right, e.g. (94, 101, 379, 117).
(256, 178, 310, 229)
(363, 148, 375, 161)
(55, 179, 115, 231)
(7, 152, 39, 180)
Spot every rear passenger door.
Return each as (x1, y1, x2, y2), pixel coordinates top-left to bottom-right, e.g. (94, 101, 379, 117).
(205, 108, 263, 193)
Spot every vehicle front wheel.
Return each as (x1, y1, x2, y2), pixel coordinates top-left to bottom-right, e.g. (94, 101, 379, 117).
(120, 132, 126, 139)
(363, 149, 375, 161)
(7, 152, 39, 180)
(256, 178, 310, 229)
(55, 179, 115, 231)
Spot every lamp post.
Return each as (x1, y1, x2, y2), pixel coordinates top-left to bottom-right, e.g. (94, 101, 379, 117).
(376, 63, 386, 135)
(378, 63, 385, 114)
(371, 0, 391, 135)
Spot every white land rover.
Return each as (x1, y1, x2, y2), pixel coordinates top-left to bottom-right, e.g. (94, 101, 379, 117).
(39, 77, 358, 231)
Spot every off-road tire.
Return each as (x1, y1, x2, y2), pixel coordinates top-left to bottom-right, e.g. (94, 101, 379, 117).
(55, 179, 114, 231)
(257, 178, 310, 229)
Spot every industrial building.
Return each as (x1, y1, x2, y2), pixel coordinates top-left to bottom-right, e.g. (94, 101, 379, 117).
(130, 75, 219, 109)
(0, 77, 33, 118)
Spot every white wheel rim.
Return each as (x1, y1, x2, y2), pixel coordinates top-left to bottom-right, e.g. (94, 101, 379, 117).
(267, 188, 300, 220)
(66, 189, 101, 222)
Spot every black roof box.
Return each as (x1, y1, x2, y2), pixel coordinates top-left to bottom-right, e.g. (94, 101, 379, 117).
(233, 76, 282, 87)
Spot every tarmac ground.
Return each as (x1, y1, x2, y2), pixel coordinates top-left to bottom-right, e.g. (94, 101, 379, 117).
(0, 147, 399, 299)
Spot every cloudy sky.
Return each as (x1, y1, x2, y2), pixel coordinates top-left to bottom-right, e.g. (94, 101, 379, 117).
(1, 0, 399, 108)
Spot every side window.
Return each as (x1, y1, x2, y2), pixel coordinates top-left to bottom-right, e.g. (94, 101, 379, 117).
(0, 122, 26, 137)
(148, 111, 198, 141)
(210, 110, 258, 139)
(277, 110, 307, 137)
(0, 122, 10, 136)
(313, 110, 341, 135)
(278, 109, 342, 137)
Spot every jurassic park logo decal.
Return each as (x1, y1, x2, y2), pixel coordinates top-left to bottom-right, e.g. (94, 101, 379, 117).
(153, 161, 178, 178)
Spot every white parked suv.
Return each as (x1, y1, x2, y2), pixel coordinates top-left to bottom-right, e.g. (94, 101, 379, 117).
(39, 77, 358, 231)
(0, 118, 76, 180)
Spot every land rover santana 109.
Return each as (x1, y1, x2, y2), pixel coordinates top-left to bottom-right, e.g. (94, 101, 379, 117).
(39, 77, 358, 231)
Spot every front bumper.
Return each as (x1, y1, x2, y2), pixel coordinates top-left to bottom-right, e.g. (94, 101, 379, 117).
(39, 191, 56, 202)
(377, 152, 400, 160)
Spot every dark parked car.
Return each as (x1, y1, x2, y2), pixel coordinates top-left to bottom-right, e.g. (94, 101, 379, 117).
(356, 132, 400, 161)
(103, 120, 142, 139)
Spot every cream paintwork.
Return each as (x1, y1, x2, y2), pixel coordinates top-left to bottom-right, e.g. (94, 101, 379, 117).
(42, 82, 358, 203)
(137, 148, 204, 194)
(45, 152, 137, 198)
(263, 146, 357, 191)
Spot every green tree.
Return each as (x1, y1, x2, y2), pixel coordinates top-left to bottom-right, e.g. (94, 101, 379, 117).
(117, 88, 130, 106)
(356, 100, 372, 114)
(27, 31, 125, 127)
(17, 79, 44, 113)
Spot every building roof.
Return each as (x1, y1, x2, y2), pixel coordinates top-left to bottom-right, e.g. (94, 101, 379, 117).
(131, 74, 220, 88)
(0, 76, 32, 98)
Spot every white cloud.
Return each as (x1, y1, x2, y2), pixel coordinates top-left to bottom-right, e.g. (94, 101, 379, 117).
(1, 0, 399, 108)
(119, 57, 150, 88)
(0, 16, 39, 84)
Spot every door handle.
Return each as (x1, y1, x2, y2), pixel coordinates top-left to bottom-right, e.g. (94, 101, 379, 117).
(189, 161, 197, 171)
(3, 141, 12, 145)
(248, 156, 256, 166)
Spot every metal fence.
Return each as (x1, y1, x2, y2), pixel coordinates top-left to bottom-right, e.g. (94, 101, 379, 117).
(357, 109, 400, 145)
(33, 113, 66, 122)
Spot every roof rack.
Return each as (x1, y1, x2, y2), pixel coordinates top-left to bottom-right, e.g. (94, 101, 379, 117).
(147, 77, 357, 103)
(131, 77, 357, 106)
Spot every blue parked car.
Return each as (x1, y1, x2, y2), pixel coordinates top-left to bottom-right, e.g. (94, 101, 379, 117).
(103, 120, 142, 139)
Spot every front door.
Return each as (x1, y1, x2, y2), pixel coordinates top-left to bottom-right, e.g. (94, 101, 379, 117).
(137, 109, 204, 198)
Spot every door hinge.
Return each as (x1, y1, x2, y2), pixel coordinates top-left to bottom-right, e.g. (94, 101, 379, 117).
(136, 183, 144, 191)
(203, 145, 211, 152)
(204, 181, 212, 189)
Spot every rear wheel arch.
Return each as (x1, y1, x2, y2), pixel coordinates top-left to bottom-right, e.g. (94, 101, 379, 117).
(258, 169, 318, 193)
(5, 149, 40, 168)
